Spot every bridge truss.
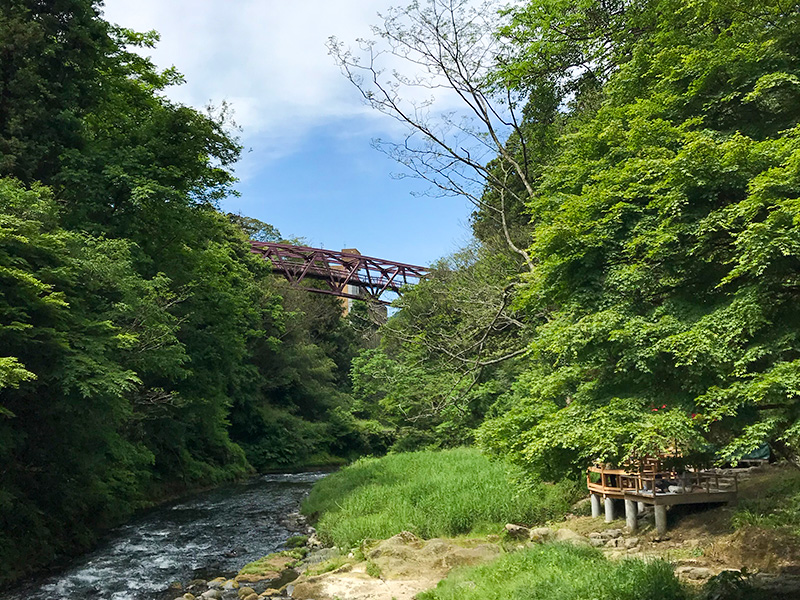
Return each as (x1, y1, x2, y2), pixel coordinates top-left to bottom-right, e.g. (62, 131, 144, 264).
(249, 241, 428, 305)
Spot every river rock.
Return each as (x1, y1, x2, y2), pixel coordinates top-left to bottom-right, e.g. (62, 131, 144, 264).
(238, 587, 256, 598)
(504, 524, 531, 539)
(675, 566, 714, 581)
(208, 577, 227, 590)
(201, 591, 223, 600)
(242, 594, 259, 600)
(187, 580, 208, 592)
(304, 547, 339, 565)
(529, 527, 553, 543)
(553, 528, 589, 545)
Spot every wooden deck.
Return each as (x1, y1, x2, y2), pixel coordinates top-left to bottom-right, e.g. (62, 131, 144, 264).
(587, 463, 738, 506)
(586, 461, 738, 534)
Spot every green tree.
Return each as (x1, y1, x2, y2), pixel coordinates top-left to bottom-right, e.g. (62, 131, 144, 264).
(0, 179, 181, 578)
(0, 0, 111, 183)
(479, 0, 800, 473)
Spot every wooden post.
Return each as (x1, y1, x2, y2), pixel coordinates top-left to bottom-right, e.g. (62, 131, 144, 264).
(625, 499, 638, 532)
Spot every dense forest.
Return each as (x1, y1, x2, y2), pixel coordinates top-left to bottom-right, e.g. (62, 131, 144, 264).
(343, 0, 800, 475)
(1, 0, 799, 587)
(0, 0, 389, 582)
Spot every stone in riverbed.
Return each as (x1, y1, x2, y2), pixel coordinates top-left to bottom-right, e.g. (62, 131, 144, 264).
(222, 579, 239, 590)
(237, 587, 256, 598)
(201, 591, 223, 600)
(208, 577, 227, 590)
(187, 580, 208, 593)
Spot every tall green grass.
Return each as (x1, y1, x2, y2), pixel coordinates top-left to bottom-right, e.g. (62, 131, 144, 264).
(301, 448, 581, 547)
(418, 543, 687, 600)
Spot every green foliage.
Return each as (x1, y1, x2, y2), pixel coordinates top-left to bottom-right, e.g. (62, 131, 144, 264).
(301, 448, 582, 548)
(700, 568, 764, 600)
(0, 179, 167, 578)
(0, 0, 375, 583)
(418, 543, 687, 600)
(351, 244, 527, 451)
(285, 535, 309, 548)
(731, 469, 800, 537)
(475, 0, 800, 474)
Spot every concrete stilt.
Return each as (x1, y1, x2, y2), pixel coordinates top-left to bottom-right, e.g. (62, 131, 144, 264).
(604, 497, 615, 523)
(590, 494, 602, 518)
(625, 499, 638, 532)
(637, 501, 645, 514)
(654, 505, 668, 536)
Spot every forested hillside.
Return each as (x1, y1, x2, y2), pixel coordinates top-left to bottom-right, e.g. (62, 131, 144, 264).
(3, 0, 800, 589)
(346, 0, 800, 475)
(0, 0, 383, 583)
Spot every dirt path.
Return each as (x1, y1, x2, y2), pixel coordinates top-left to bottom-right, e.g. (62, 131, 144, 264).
(289, 532, 501, 600)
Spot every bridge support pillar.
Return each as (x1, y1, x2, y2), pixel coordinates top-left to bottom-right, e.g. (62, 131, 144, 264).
(625, 499, 638, 532)
(654, 505, 668, 536)
(590, 494, 602, 518)
(637, 501, 645, 514)
(604, 497, 615, 523)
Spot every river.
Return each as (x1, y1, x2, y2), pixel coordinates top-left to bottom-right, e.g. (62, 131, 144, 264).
(1, 472, 326, 600)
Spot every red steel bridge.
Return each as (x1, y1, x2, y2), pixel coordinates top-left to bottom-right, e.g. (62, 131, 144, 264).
(250, 241, 429, 305)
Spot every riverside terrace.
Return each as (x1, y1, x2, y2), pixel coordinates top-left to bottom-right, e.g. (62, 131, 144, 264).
(587, 459, 739, 536)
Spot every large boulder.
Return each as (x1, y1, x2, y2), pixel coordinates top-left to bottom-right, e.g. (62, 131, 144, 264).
(553, 528, 590, 546)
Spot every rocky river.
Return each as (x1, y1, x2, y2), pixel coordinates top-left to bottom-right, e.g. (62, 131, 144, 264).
(0, 472, 326, 600)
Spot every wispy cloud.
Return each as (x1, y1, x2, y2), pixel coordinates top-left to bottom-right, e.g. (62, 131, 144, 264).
(102, 1, 408, 165)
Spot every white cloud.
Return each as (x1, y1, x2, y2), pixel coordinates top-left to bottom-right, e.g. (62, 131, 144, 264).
(102, 1, 400, 161)
(101, 0, 505, 182)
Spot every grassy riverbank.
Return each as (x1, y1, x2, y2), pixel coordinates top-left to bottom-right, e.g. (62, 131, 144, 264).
(301, 448, 581, 547)
(419, 543, 686, 600)
(298, 450, 800, 599)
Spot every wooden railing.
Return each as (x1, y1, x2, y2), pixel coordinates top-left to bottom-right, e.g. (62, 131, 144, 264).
(587, 463, 738, 498)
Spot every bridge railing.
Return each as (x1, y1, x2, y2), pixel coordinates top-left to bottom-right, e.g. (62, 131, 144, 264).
(249, 241, 429, 303)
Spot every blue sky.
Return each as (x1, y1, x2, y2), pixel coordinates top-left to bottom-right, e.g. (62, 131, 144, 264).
(102, 0, 476, 267)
